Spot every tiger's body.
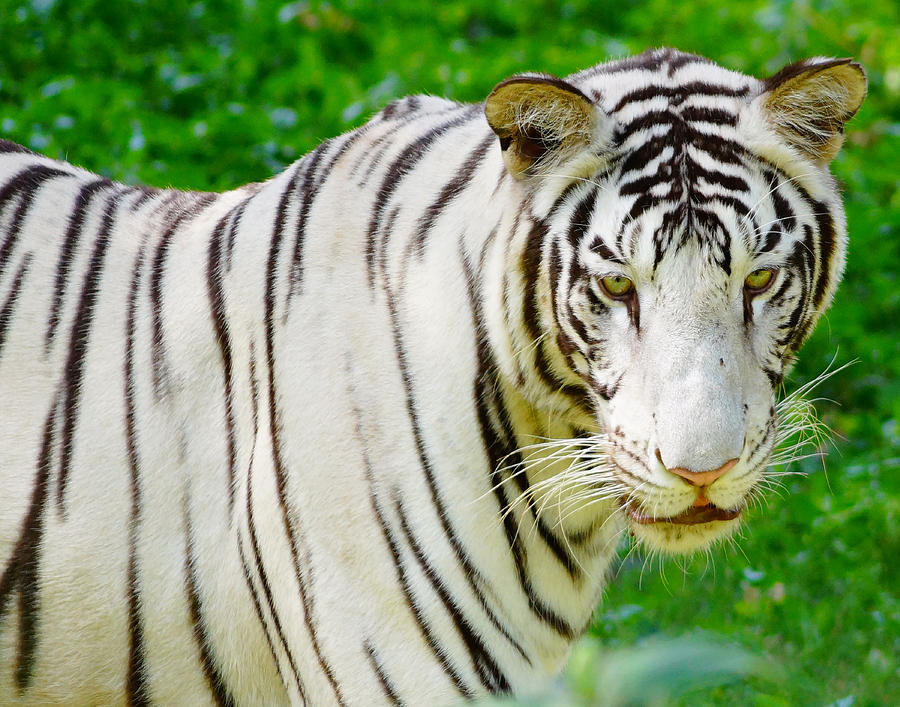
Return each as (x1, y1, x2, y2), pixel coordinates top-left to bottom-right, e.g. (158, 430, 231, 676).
(0, 49, 865, 705)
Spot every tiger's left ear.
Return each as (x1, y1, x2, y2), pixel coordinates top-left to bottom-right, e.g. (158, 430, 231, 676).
(484, 74, 602, 179)
(758, 58, 867, 164)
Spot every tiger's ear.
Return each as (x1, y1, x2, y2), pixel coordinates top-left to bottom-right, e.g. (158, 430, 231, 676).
(484, 75, 600, 179)
(758, 58, 866, 164)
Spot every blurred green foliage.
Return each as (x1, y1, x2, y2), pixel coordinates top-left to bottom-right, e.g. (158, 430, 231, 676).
(1, 0, 898, 704)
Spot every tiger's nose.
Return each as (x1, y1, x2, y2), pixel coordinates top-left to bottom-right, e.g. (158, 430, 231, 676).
(657, 451, 738, 487)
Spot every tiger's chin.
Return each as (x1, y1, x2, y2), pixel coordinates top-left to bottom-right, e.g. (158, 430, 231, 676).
(623, 503, 744, 555)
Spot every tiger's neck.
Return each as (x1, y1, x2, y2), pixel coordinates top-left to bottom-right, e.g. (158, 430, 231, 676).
(221, 121, 624, 699)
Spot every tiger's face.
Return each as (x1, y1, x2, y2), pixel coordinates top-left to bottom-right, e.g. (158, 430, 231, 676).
(551, 171, 824, 553)
(485, 52, 865, 554)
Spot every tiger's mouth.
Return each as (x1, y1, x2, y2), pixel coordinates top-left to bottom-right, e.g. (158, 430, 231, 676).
(623, 500, 743, 526)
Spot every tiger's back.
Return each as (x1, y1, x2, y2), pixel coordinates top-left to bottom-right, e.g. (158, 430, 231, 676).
(0, 49, 865, 705)
(1, 96, 553, 704)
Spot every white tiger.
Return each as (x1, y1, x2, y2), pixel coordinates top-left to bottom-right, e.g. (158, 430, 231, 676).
(0, 48, 865, 704)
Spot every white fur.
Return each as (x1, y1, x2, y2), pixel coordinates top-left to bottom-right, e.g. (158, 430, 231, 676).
(0, 49, 858, 704)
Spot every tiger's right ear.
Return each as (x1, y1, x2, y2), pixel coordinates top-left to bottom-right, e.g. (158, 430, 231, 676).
(758, 58, 867, 164)
(484, 75, 602, 179)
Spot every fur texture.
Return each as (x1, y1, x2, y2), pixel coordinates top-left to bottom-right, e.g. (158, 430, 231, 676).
(0, 48, 864, 704)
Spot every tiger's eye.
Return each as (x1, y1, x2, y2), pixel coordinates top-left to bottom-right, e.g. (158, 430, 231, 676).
(744, 268, 775, 293)
(599, 275, 635, 299)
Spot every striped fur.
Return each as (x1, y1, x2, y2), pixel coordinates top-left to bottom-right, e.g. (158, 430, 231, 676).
(0, 49, 864, 704)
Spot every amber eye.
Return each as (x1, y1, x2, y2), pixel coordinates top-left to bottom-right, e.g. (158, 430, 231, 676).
(599, 274, 635, 299)
(744, 268, 776, 294)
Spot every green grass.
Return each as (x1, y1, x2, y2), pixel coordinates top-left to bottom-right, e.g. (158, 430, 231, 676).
(2, 1, 898, 704)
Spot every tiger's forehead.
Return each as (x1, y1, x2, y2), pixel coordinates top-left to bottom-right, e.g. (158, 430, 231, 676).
(558, 156, 790, 278)
(574, 182, 758, 274)
(538, 48, 848, 286)
(562, 52, 781, 273)
(569, 48, 760, 115)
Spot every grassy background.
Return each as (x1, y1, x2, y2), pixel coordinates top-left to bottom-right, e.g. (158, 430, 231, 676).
(2, 1, 898, 704)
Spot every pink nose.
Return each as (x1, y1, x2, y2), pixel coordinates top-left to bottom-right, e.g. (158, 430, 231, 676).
(666, 458, 738, 487)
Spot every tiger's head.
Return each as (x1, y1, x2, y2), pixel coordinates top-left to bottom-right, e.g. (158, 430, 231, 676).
(485, 50, 866, 554)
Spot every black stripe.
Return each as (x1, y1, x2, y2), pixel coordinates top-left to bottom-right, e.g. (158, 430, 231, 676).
(0, 253, 32, 357)
(454, 241, 538, 659)
(45, 179, 111, 351)
(567, 186, 598, 252)
(693, 208, 733, 275)
(357, 103, 463, 184)
(620, 113, 744, 151)
(678, 106, 738, 126)
(394, 494, 512, 694)
(262, 165, 346, 705)
(460, 243, 578, 640)
(411, 132, 494, 255)
(223, 197, 251, 270)
(519, 220, 546, 349)
(520, 219, 593, 409)
(149, 193, 217, 398)
(235, 347, 291, 693)
(591, 237, 623, 264)
(129, 186, 161, 212)
(500, 206, 526, 387)
(319, 123, 371, 183)
(742, 282, 754, 326)
(576, 48, 687, 77)
(245, 443, 308, 702)
(620, 135, 669, 176)
(286, 125, 373, 295)
(485, 238, 582, 579)
(0, 165, 73, 282)
(548, 179, 589, 219)
(618, 172, 666, 197)
(476, 377, 578, 640)
(124, 242, 150, 706)
(365, 107, 477, 288)
(285, 140, 332, 303)
(768, 269, 794, 309)
(244, 238, 309, 704)
(365, 477, 474, 698)
(152, 191, 183, 215)
(382, 269, 545, 651)
(206, 215, 238, 514)
(768, 172, 797, 232)
(236, 537, 288, 692)
(0, 139, 35, 154)
(619, 109, 683, 138)
(688, 131, 747, 166)
(548, 238, 566, 344)
(505, 447, 582, 579)
(565, 292, 594, 356)
(364, 639, 404, 705)
(56, 192, 121, 514)
(650, 217, 673, 270)
(184, 510, 237, 707)
(763, 366, 783, 388)
(811, 204, 836, 311)
(782, 239, 813, 352)
(667, 51, 715, 74)
(381, 95, 421, 120)
(692, 163, 749, 193)
(0, 389, 60, 693)
(759, 225, 782, 254)
(351, 120, 410, 179)
(344, 370, 473, 697)
(148, 217, 178, 395)
(622, 120, 749, 170)
(610, 81, 750, 113)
